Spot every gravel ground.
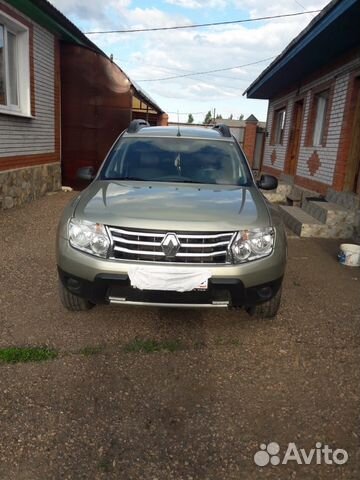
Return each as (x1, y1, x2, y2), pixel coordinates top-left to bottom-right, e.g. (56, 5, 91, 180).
(0, 191, 360, 480)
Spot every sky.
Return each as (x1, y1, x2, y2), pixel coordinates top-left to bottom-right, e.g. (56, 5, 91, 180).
(53, 0, 329, 123)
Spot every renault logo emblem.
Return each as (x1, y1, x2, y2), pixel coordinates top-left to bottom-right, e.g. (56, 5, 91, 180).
(161, 233, 180, 257)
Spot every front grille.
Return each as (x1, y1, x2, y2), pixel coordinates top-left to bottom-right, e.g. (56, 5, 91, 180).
(107, 226, 235, 264)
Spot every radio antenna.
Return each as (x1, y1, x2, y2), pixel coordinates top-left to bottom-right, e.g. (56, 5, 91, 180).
(177, 110, 181, 136)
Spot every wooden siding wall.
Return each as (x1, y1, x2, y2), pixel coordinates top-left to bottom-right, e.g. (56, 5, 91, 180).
(0, 4, 56, 162)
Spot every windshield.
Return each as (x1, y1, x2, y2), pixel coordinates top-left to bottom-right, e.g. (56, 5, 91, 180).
(101, 137, 252, 186)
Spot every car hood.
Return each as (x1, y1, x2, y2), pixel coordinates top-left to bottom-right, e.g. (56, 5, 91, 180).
(74, 180, 270, 231)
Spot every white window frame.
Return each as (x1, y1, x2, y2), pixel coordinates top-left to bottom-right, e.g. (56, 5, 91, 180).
(0, 11, 30, 117)
(313, 91, 329, 147)
(273, 108, 286, 145)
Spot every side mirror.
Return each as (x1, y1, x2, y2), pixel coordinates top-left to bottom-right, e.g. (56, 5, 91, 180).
(77, 166, 95, 181)
(257, 174, 278, 191)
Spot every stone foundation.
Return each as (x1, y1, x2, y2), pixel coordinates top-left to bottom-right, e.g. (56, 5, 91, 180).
(0, 163, 62, 210)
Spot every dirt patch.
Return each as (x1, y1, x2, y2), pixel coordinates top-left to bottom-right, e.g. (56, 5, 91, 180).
(0, 192, 359, 479)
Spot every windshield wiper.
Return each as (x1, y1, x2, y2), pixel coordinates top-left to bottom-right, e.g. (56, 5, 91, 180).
(105, 176, 145, 181)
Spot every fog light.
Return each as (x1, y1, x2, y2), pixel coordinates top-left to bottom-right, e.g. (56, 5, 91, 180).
(258, 286, 272, 300)
(67, 278, 81, 292)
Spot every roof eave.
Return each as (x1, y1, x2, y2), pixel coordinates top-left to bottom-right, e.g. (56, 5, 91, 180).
(244, 0, 358, 99)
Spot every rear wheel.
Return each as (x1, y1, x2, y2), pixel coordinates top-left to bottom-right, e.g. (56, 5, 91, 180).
(246, 287, 282, 319)
(58, 280, 94, 311)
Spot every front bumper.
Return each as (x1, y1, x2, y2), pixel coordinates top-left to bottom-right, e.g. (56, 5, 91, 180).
(57, 235, 286, 308)
(58, 267, 283, 308)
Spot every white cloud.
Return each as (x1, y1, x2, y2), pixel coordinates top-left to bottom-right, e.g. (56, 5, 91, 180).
(165, 0, 227, 9)
(120, 7, 191, 28)
(52, 0, 330, 121)
(233, 0, 327, 17)
(54, 0, 131, 20)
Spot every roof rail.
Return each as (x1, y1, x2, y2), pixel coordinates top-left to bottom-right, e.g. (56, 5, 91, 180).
(212, 124, 231, 138)
(127, 119, 150, 133)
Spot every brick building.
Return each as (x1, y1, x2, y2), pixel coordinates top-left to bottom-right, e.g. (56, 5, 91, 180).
(245, 0, 360, 238)
(0, 0, 166, 209)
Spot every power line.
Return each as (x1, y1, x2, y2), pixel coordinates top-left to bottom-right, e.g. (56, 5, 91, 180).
(84, 10, 320, 34)
(134, 57, 275, 82)
(115, 57, 250, 82)
(167, 111, 207, 115)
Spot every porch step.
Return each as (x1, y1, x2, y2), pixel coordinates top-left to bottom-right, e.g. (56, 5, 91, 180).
(279, 206, 322, 237)
(286, 191, 301, 207)
(326, 188, 360, 210)
(303, 200, 356, 225)
(286, 185, 321, 207)
(278, 205, 354, 238)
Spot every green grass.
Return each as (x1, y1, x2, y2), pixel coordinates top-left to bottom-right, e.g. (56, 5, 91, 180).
(0, 347, 58, 364)
(79, 346, 103, 356)
(124, 338, 183, 354)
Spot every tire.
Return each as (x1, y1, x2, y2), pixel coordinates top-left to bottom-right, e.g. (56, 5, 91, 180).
(246, 287, 282, 319)
(58, 280, 94, 311)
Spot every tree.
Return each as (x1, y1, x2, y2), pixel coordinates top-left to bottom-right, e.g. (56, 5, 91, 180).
(215, 114, 223, 120)
(239, 114, 244, 121)
(228, 113, 233, 120)
(203, 110, 212, 125)
(187, 113, 194, 124)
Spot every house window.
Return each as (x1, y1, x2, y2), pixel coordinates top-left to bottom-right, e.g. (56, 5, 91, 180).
(312, 90, 329, 146)
(0, 13, 30, 116)
(272, 108, 286, 145)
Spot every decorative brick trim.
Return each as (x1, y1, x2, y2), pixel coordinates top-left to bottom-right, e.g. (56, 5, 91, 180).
(332, 70, 360, 191)
(0, 153, 59, 171)
(294, 175, 328, 195)
(304, 79, 335, 148)
(0, 2, 35, 116)
(307, 150, 321, 176)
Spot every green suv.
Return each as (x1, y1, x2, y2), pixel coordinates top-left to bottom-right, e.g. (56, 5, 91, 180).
(57, 120, 286, 317)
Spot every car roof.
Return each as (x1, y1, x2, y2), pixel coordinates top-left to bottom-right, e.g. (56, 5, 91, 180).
(123, 125, 233, 140)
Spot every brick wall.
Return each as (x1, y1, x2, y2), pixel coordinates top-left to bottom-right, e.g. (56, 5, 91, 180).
(262, 54, 360, 193)
(243, 120, 257, 166)
(296, 74, 349, 185)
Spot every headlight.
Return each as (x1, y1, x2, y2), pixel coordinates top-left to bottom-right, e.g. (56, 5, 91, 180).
(69, 219, 110, 258)
(231, 227, 274, 263)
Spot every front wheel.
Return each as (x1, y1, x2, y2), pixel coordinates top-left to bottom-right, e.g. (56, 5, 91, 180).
(246, 287, 282, 319)
(58, 280, 94, 311)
